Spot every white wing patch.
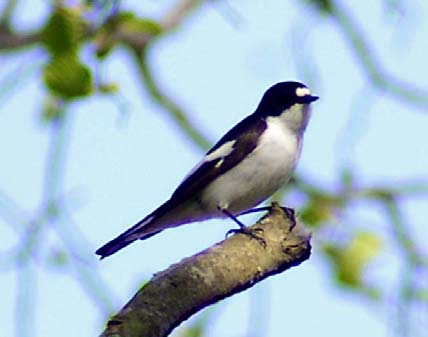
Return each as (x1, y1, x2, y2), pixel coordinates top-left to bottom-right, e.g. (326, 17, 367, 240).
(215, 158, 224, 168)
(205, 140, 235, 161)
(179, 140, 235, 183)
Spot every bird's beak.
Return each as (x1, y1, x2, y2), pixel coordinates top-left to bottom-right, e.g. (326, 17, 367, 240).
(299, 95, 319, 104)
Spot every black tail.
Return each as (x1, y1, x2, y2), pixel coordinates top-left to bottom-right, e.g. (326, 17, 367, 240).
(95, 219, 161, 259)
(95, 234, 135, 259)
(95, 200, 177, 259)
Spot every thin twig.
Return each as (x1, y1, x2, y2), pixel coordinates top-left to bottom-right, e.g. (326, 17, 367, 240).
(382, 199, 423, 337)
(383, 198, 423, 267)
(0, 0, 17, 27)
(161, 0, 202, 31)
(15, 260, 35, 337)
(0, 29, 39, 50)
(56, 210, 117, 313)
(329, 1, 428, 110)
(130, 46, 211, 151)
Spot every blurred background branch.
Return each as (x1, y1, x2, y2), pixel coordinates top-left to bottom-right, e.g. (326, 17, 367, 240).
(130, 46, 211, 150)
(327, 1, 428, 110)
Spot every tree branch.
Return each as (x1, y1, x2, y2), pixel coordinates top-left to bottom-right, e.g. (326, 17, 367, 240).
(0, 29, 39, 50)
(99, 203, 312, 337)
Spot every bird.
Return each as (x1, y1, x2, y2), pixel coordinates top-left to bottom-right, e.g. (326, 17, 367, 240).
(96, 81, 319, 259)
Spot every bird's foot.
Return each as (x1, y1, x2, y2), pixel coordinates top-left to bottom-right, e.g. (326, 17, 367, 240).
(226, 226, 266, 248)
(219, 206, 266, 247)
(280, 206, 296, 231)
(238, 205, 297, 231)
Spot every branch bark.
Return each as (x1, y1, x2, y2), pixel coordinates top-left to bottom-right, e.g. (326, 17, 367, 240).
(99, 203, 312, 337)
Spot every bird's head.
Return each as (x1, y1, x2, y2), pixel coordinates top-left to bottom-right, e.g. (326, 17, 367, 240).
(256, 81, 318, 114)
(256, 81, 319, 134)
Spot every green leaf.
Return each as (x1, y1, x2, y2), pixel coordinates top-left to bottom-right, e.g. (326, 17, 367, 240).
(178, 325, 205, 337)
(98, 82, 119, 94)
(95, 12, 162, 58)
(338, 231, 381, 286)
(324, 231, 382, 288)
(300, 195, 336, 227)
(43, 55, 93, 99)
(95, 29, 116, 58)
(117, 12, 162, 35)
(42, 7, 84, 56)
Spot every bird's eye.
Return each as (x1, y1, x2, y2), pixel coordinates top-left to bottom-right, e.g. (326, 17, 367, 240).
(295, 87, 310, 97)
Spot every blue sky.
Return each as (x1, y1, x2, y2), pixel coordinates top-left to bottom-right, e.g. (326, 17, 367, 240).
(1, 1, 427, 337)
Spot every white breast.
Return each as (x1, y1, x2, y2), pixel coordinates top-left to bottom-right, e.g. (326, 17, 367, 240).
(200, 116, 302, 214)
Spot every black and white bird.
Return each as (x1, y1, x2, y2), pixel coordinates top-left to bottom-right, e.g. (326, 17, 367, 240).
(96, 81, 318, 259)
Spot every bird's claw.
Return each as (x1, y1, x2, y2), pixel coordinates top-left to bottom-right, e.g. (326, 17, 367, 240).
(281, 206, 296, 231)
(226, 227, 266, 248)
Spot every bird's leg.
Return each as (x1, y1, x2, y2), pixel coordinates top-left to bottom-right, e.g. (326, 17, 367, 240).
(219, 207, 266, 248)
(238, 206, 297, 231)
(237, 206, 272, 216)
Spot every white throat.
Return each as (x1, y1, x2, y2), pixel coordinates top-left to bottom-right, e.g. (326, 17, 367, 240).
(278, 103, 312, 135)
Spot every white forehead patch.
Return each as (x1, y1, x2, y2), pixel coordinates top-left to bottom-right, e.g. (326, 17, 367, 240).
(295, 87, 310, 97)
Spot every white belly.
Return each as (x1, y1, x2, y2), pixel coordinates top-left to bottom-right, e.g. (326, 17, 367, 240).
(200, 117, 302, 214)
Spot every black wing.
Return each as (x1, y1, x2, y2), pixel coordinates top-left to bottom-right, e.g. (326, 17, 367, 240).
(95, 114, 266, 259)
(170, 114, 267, 202)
